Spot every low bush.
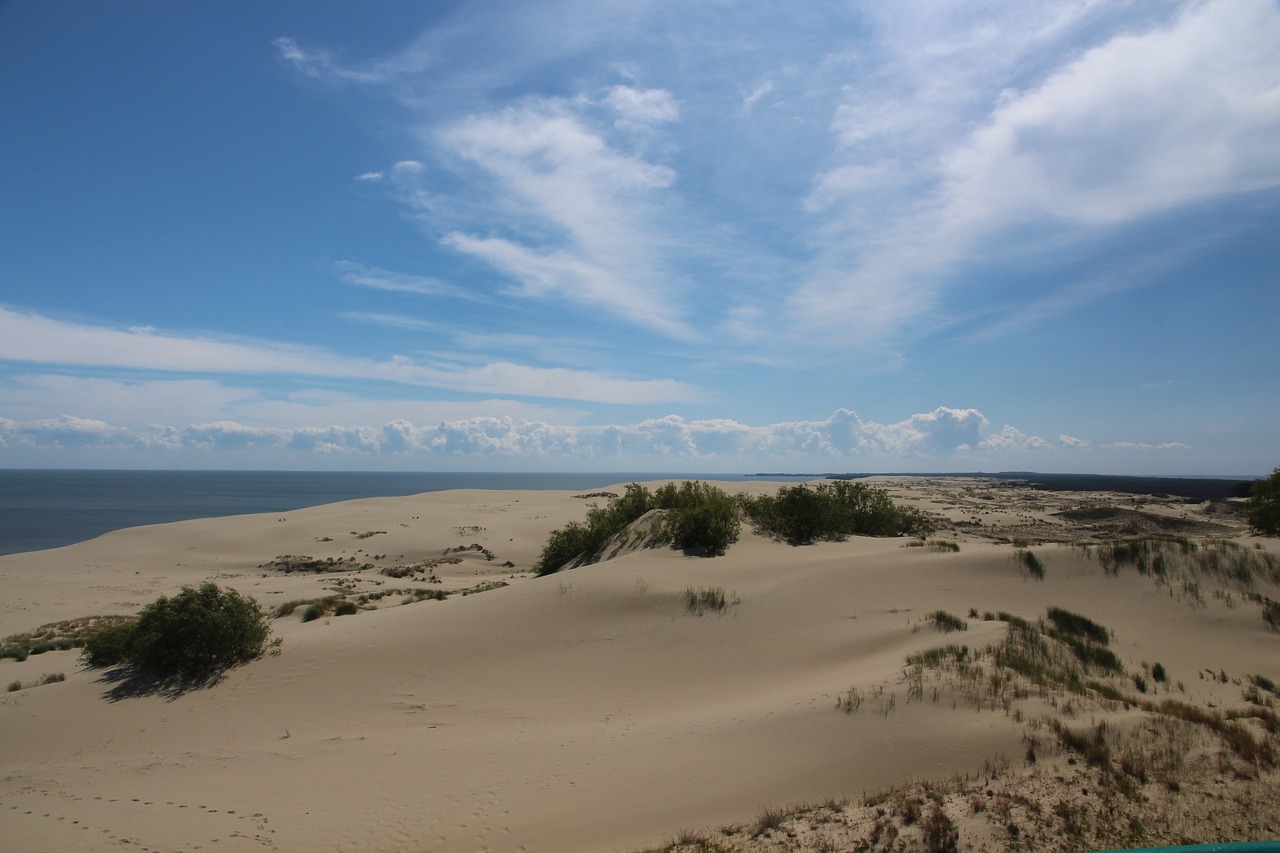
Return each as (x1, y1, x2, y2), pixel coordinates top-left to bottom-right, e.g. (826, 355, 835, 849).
(653, 480, 740, 555)
(81, 619, 140, 668)
(738, 480, 934, 545)
(536, 481, 740, 575)
(1246, 466, 1280, 534)
(81, 583, 271, 681)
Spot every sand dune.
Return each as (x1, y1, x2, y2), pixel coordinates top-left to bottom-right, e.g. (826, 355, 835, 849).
(2, 478, 1277, 851)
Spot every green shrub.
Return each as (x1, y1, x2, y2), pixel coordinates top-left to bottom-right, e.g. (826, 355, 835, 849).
(300, 603, 326, 623)
(82, 584, 271, 680)
(81, 619, 139, 668)
(738, 480, 934, 545)
(333, 600, 359, 616)
(654, 480, 740, 555)
(1246, 467, 1280, 534)
(536, 481, 740, 575)
(6, 680, 20, 693)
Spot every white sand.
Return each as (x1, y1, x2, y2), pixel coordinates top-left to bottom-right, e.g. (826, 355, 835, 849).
(1, 479, 1276, 851)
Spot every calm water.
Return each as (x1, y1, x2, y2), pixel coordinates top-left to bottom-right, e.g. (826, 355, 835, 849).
(0, 470, 786, 556)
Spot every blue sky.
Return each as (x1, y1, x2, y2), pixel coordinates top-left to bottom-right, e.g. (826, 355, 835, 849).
(1, 0, 1278, 474)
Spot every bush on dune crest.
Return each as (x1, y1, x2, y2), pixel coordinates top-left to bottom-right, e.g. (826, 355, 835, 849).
(737, 480, 935, 545)
(535, 481, 741, 576)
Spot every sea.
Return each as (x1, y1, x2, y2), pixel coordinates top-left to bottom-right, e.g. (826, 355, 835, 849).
(0, 470, 801, 557)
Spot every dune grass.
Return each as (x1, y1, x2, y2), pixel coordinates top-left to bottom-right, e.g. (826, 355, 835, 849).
(683, 587, 739, 616)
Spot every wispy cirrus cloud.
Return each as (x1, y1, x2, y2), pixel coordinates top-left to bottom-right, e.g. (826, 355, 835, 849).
(333, 260, 478, 301)
(280, 1, 1280, 360)
(437, 101, 694, 339)
(0, 307, 696, 405)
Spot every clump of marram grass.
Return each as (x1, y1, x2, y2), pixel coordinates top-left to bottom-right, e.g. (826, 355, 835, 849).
(1017, 548, 1045, 580)
(2, 614, 135, 660)
(906, 645, 970, 668)
(11, 672, 70, 692)
(683, 587, 739, 616)
(927, 611, 967, 633)
(1046, 607, 1110, 645)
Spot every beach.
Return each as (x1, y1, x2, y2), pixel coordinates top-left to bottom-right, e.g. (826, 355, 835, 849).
(2, 477, 1278, 852)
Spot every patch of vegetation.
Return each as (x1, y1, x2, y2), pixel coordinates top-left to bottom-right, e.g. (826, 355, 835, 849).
(380, 557, 456, 579)
(906, 645, 970, 668)
(927, 611, 968, 633)
(683, 586, 739, 616)
(1156, 700, 1276, 768)
(738, 480, 934, 545)
(1251, 674, 1278, 693)
(353, 530, 386, 539)
(444, 543, 495, 561)
(81, 583, 271, 681)
(259, 555, 373, 573)
(536, 481, 740, 576)
(1017, 548, 1045, 580)
(1246, 466, 1280, 534)
(654, 480, 741, 555)
(332, 600, 359, 616)
(2, 614, 135, 660)
(1046, 607, 1110, 645)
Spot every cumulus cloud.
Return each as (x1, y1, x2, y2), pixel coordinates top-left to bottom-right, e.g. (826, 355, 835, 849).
(978, 425, 1053, 451)
(0, 407, 1069, 462)
(1102, 441, 1192, 451)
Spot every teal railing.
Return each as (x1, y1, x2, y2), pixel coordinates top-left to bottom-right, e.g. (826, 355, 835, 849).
(1090, 840, 1280, 845)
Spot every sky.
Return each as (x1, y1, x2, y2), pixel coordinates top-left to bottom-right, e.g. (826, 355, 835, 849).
(1, 0, 1278, 475)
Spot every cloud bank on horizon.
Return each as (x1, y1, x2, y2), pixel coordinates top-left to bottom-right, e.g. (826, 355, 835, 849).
(0, 0, 1277, 473)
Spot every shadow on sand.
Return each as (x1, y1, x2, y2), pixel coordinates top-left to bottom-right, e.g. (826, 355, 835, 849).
(94, 665, 225, 702)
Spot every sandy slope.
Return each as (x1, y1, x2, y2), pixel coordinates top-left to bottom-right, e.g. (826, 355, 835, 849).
(1, 478, 1277, 852)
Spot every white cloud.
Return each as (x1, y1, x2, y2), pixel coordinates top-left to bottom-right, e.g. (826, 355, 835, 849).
(1101, 441, 1192, 451)
(1059, 434, 1091, 449)
(978, 425, 1052, 451)
(941, 0, 1280, 227)
(0, 406, 1066, 462)
(438, 103, 694, 339)
(0, 307, 695, 404)
(355, 171, 384, 181)
(742, 80, 774, 113)
(785, 0, 1280, 349)
(334, 260, 475, 300)
(605, 85, 679, 125)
